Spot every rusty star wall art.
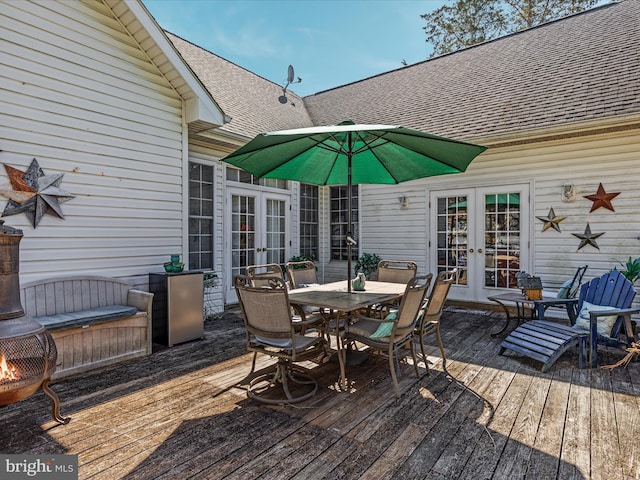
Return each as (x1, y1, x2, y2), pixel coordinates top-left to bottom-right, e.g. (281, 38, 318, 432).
(583, 183, 620, 212)
(0, 158, 74, 228)
(536, 207, 567, 232)
(572, 223, 604, 251)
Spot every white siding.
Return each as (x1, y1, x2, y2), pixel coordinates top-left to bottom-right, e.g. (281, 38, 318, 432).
(1, 0, 184, 286)
(321, 129, 640, 295)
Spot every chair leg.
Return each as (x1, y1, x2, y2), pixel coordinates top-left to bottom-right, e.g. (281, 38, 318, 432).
(409, 338, 420, 378)
(250, 351, 258, 373)
(418, 331, 429, 375)
(388, 346, 400, 398)
(434, 325, 446, 368)
(247, 360, 318, 405)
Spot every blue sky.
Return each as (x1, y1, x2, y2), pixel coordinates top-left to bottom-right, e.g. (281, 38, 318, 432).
(143, 0, 444, 97)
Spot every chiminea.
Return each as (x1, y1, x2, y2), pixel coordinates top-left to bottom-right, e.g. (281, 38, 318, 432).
(0, 220, 70, 424)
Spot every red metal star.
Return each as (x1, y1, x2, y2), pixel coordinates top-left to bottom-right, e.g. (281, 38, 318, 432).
(583, 183, 620, 212)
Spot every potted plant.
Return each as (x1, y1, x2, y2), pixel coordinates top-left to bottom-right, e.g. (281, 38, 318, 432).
(613, 257, 640, 284)
(354, 252, 381, 279)
(287, 253, 318, 269)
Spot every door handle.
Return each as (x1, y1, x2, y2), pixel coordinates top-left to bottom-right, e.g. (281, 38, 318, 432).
(469, 249, 474, 253)
(478, 248, 483, 253)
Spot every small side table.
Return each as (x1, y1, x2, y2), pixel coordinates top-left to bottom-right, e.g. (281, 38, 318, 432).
(488, 292, 533, 336)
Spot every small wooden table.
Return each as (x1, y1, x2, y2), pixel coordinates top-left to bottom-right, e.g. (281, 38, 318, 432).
(289, 280, 406, 389)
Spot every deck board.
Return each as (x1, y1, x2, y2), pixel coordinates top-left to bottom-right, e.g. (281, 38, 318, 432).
(0, 306, 637, 479)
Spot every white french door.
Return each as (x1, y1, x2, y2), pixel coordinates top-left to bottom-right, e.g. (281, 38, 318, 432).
(225, 188, 290, 301)
(430, 184, 530, 302)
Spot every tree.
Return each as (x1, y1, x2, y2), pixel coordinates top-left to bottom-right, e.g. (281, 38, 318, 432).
(422, 0, 598, 57)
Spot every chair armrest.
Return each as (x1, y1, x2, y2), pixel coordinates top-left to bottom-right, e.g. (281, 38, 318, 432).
(587, 307, 640, 318)
(535, 298, 579, 306)
(127, 289, 153, 316)
(351, 314, 393, 325)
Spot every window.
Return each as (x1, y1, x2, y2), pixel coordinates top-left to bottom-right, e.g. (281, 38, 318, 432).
(188, 162, 214, 270)
(226, 166, 288, 190)
(330, 185, 358, 260)
(299, 184, 319, 259)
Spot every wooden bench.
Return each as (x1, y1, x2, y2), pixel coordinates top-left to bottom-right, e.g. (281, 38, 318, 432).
(20, 276, 153, 380)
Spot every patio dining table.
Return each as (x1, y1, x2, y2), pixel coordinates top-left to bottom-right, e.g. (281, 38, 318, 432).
(288, 280, 406, 389)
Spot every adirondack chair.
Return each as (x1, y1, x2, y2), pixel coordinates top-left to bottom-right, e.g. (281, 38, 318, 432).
(500, 270, 639, 371)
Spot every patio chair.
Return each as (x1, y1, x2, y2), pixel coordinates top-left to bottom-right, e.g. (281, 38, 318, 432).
(286, 260, 346, 347)
(500, 270, 639, 371)
(371, 260, 418, 317)
(245, 263, 285, 287)
(415, 269, 456, 373)
(285, 260, 319, 288)
(234, 275, 328, 405)
(343, 274, 432, 398)
(247, 262, 324, 335)
(533, 265, 588, 322)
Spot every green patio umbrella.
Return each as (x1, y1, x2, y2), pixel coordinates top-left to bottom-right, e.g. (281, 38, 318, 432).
(222, 120, 487, 291)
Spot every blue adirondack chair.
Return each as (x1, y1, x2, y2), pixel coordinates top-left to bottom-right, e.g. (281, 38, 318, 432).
(500, 270, 639, 371)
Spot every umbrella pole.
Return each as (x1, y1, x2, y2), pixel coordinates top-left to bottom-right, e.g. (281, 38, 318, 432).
(347, 137, 353, 293)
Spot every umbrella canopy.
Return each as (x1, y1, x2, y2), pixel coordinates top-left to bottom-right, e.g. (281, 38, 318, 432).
(222, 120, 487, 291)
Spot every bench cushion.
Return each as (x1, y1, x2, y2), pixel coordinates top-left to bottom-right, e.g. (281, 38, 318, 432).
(35, 305, 138, 331)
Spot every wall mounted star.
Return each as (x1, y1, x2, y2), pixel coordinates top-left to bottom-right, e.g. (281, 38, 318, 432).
(583, 183, 620, 212)
(536, 207, 567, 232)
(572, 223, 604, 251)
(1, 158, 74, 228)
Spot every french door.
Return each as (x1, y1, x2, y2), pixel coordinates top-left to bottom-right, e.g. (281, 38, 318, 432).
(225, 188, 289, 301)
(430, 184, 530, 302)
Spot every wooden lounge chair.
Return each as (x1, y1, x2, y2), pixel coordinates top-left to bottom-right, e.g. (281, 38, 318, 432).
(500, 270, 639, 371)
(343, 274, 432, 398)
(234, 275, 328, 405)
(416, 269, 456, 372)
(533, 265, 588, 322)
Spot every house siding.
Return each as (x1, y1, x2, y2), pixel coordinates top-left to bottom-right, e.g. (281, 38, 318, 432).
(335, 128, 640, 303)
(1, 0, 184, 286)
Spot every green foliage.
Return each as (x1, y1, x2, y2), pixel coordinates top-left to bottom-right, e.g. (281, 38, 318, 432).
(354, 253, 382, 278)
(613, 257, 640, 284)
(421, 0, 598, 58)
(288, 253, 317, 269)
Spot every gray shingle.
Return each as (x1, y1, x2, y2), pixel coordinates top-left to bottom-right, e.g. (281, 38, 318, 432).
(303, 1, 640, 140)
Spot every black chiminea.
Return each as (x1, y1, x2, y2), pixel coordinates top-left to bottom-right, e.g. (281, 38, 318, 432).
(0, 220, 69, 424)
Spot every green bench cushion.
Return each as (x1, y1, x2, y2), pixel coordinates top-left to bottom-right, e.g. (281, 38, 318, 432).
(35, 305, 138, 331)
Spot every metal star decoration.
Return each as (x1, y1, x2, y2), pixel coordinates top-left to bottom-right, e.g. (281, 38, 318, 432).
(1, 158, 74, 228)
(536, 207, 567, 232)
(572, 223, 604, 251)
(583, 183, 620, 212)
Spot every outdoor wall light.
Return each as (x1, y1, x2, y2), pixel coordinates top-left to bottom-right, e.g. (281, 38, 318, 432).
(561, 183, 576, 202)
(399, 195, 409, 209)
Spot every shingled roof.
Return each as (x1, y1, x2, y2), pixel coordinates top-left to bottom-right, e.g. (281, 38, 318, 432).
(166, 33, 314, 141)
(303, 1, 640, 142)
(167, 1, 639, 145)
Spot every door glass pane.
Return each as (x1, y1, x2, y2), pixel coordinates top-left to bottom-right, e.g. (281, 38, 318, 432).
(484, 193, 520, 288)
(231, 195, 256, 278)
(265, 199, 286, 266)
(436, 196, 467, 285)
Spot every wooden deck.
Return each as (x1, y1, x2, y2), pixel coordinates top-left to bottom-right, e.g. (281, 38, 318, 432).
(1, 306, 639, 479)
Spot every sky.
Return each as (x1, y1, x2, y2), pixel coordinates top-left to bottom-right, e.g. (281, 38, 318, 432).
(142, 0, 445, 97)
